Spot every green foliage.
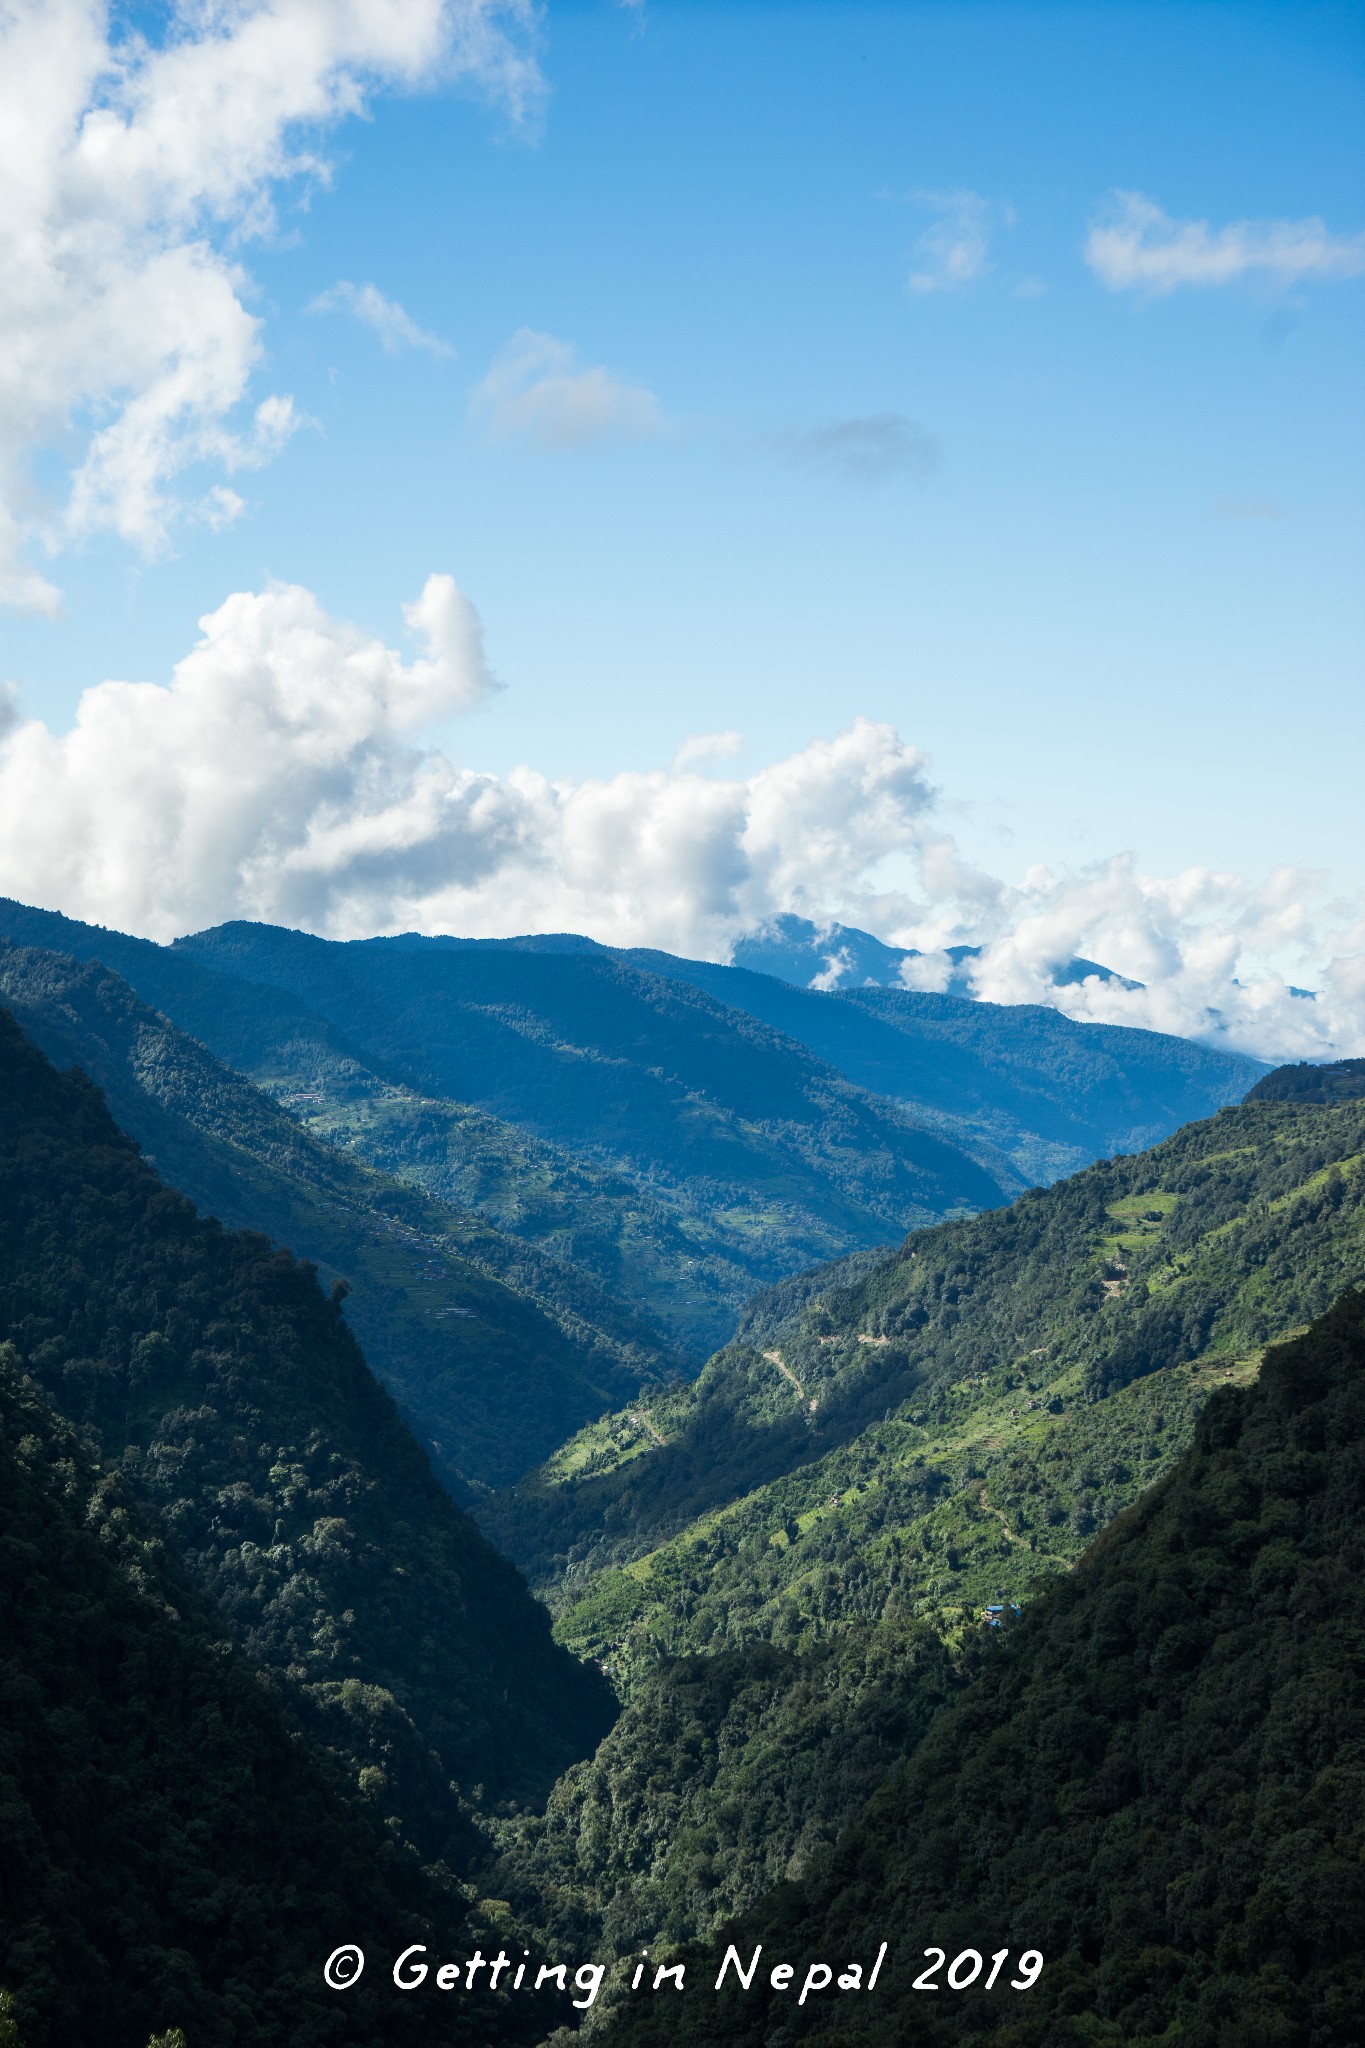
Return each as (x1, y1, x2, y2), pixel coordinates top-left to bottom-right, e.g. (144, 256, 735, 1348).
(0, 1351, 551, 2048)
(493, 1619, 958, 1960)
(494, 1093, 1365, 1647)
(614, 1289, 1365, 2047)
(0, 1007, 614, 1863)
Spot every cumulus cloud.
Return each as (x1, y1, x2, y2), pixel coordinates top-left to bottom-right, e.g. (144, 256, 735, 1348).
(309, 281, 455, 357)
(473, 329, 666, 448)
(0, 575, 930, 952)
(1086, 191, 1365, 295)
(0, 0, 539, 611)
(878, 856, 1365, 1063)
(0, 569, 1360, 1064)
(763, 414, 940, 485)
(904, 189, 1001, 295)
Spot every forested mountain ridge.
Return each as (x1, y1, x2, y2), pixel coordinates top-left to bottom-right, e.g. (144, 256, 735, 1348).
(612, 1288, 1365, 2048)
(0, 1348, 558, 2048)
(0, 899, 1008, 1360)
(1247, 1057, 1365, 1104)
(170, 918, 1007, 1226)
(0, 1008, 615, 1858)
(0, 900, 1262, 1368)
(0, 940, 675, 1490)
(493, 1086, 1365, 1672)
(602, 949, 1263, 1185)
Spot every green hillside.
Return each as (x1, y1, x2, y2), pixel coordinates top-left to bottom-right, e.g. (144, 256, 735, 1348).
(455, 1084, 1365, 1991)
(0, 940, 673, 1490)
(490, 1089, 1365, 1643)
(0, 1007, 615, 1859)
(0, 1350, 552, 2048)
(613, 1287, 1365, 2047)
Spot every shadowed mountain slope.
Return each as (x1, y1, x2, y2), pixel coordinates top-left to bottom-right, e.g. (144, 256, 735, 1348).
(0, 940, 672, 1491)
(613, 1288, 1365, 2048)
(0, 1008, 615, 1853)
(0, 1355, 554, 2048)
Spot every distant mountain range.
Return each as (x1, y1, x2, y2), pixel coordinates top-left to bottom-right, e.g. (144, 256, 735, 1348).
(0, 940, 672, 1493)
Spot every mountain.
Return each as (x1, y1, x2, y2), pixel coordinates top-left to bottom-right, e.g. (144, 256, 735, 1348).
(0, 901, 1011, 1362)
(166, 919, 1006, 1229)
(283, 917, 1258, 1184)
(0, 902, 1265, 1365)
(612, 1287, 1365, 2048)
(602, 947, 1262, 1185)
(0, 939, 672, 1491)
(489, 1079, 1365, 1630)
(467, 1069, 1365, 2012)
(0, 1006, 614, 1864)
(0, 1348, 556, 2048)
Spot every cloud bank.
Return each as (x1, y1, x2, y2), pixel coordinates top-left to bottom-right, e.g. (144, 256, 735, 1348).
(0, 573, 1361, 1066)
(0, 0, 539, 612)
(1086, 191, 1365, 294)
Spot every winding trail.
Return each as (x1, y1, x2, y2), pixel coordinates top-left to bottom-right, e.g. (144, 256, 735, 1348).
(762, 1348, 807, 1401)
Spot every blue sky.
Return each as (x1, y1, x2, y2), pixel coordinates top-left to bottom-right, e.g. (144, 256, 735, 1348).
(0, 0, 1362, 1055)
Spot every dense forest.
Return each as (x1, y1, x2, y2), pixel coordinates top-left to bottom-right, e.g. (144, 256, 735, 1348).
(0, 1007, 613, 1859)
(612, 1289, 1365, 2047)
(0, 1349, 563, 2048)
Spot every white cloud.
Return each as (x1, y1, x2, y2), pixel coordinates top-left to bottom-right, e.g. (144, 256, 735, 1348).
(0, 575, 929, 952)
(309, 281, 455, 357)
(0, 568, 1361, 1065)
(473, 330, 666, 448)
(1086, 191, 1365, 295)
(876, 855, 1365, 1063)
(0, 0, 540, 611)
(904, 189, 999, 295)
(673, 731, 744, 771)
